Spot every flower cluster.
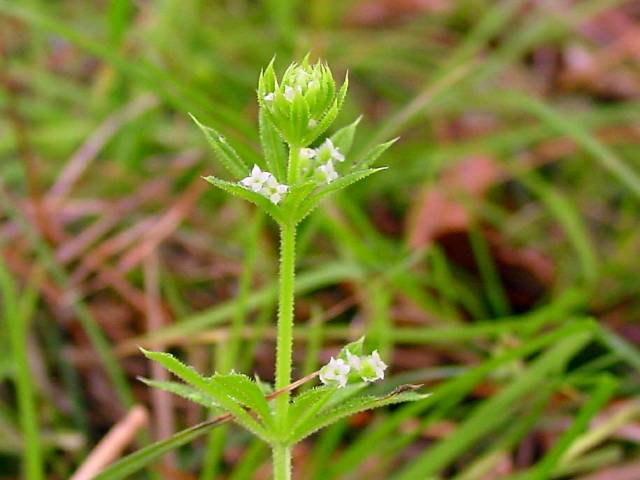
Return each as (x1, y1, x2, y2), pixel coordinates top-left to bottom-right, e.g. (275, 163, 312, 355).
(240, 165, 289, 204)
(319, 350, 387, 388)
(299, 138, 345, 184)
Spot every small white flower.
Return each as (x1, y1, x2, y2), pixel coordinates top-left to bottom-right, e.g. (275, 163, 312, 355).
(360, 350, 387, 382)
(346, 351, 362, 371)
(317, 138, 345, 162)
(240, 165, 272, 192)
(300, 148, 316, 160)
(284, 85, 301, 102)
(261, 176, 289, 205)
(319, 357, 350, 388)
(293, 69, 310, 87)
(263, 92, 275, 102)
(318, 160, 338, 184)
(308, 118, 318, 129)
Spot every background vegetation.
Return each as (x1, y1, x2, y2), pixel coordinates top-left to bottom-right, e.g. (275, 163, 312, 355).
(1, 0, 639, 478)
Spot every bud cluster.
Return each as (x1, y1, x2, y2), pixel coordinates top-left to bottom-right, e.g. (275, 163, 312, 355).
(258, 57, 347, 147)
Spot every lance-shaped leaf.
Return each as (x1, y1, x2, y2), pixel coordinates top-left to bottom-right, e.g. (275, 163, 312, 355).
(282, 180, 316, 212)
(94, 418, 224, 480)
(257, 58, 277, 100)
(338, 336, 365, 359)
(139, 378, 219, 409)
(289, 385, 431, 444)
(294, 168, 386, 224)
(291, 94, 311, 144)
(141, 349, 272, 441)
(203, 176, 285, 224)
(311, 63, 336, 116)
(259, 109, 286, 182)
(355, 137, 398, 170)
(286, 386, 336, 441)
(190, 114, 248, 178)
(330, 116, 361, 161)
(209, 373, 274, 429)
(302, 74, 349, 146)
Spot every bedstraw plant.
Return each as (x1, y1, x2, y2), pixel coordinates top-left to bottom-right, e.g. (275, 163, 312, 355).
(140, 57, 429, 479)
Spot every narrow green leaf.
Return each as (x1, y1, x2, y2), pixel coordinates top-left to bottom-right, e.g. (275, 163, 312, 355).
(190, 114, 248, 178)
(596, 326, 640, 371)
(94, 419, 222, 480)
(303, 99, 339, 146)
(294, 168, 386, 223)
(291, 94, 311, 143)
(257, 58, 277, 100)
(330, 116, 362, 160)
(315, 64, 337, 115)
(504, 92, 640, 200)
(356, 137, 398, 169)
(140, 349, 271, 441)
(290, 386, 430, 443)
(106, 0, 133, 47)
(394, 332, 593, 479)
(138, 378, 218, 408)
(259, 109, 286, 181)
(203, 176, 284, 224)
(338, 336, 365, 359)
(336, 72, 349, 109)
(520, 172, 598, 285)
(518, 375, 617, 480)
(210, 373, 274, 429)
(287, 386, 336, 442)
(283, 181, 316, 212)
(1, 256, 44, 479)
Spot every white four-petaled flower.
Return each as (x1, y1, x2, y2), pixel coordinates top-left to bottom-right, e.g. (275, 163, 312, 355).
(346, 351, 362, 371)
(239, 165, 288, 205)
(293, 69, 310, 87)
(359, 350, 387, 382)
(318, 160, 338, 184)
(241, 165, 271, 192)
(346, 350, 387, 383)
(284, 85, 301, 102)
(317, 138, 345, 163)
(319, 357, 350, 388)
(262, 176, 289, 205)
(300, 148, 317, 160)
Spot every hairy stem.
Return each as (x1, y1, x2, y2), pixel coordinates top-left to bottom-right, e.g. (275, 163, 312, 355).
(275, 223, 296, 424)
(287, 146, 301, 185)
(273, 222, 296, 478)
(272, 444, 291, 480)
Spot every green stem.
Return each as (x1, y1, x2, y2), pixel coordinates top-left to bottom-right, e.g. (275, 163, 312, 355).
(0, 259, 44, 480)
(273, 222, 296, 480)
(272, 444, 292, 480)
(287, 146, 300, 185)
(272, 223, 296, 480)
(275, 222, 296, 428)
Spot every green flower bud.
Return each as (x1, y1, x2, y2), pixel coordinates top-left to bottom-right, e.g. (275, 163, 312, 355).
(258, 56, 348, 147)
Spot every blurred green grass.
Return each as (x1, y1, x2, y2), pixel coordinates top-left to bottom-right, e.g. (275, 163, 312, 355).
(1, 0, 639, 478)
